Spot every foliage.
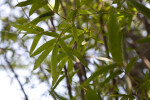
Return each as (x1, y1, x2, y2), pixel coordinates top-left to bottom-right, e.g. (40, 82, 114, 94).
(1, 0, 150, 99)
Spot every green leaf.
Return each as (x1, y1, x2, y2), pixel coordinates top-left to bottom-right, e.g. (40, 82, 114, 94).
(59, 39, 75, 60)
(78, 10, 93, 14)
(136, 37, 150, 43)
(29, 11, 54, 25)
(16, 0, 35, 7)
(29, 0, 47, 16)
(44, 31, 59, 37)
(13, 24, 39, 33)
(50, 75, 65, 93)
(54, 0, 60, 12)
(34, 45, 54, 70)
(82, 64, 116, 87)
(108, 7, 123, 65)
(108, 94, 135, 99)
(125, 56, 138, 74)
(72, 24, 78, 41)
(76, 0, 80, 9)
(57, 57, 68, 77)
(51, 45, 59, 86)
(31, 39, 56, 57)
(30, 34, 42, 55)
(85, 88, 102, 100)
(127, 0, 150, 19)
(100, 70, 122, 86)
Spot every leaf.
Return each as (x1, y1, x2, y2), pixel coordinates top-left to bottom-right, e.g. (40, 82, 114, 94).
(127, 0, 150, 19)
(100, 70, 122, 86)
(30, 34, 42, 55)
(50, 75, 65, 93)
(31, 39, 56, 57)
(108, 94, 135, 99)
(44, 31, 59, 37)
(108, 7, 123, 65)
(16, 0, 35, 7)
(54, 0, 61, 12)
(29, 0, 47, 16)
(85, 88, 102, 100)
(59, 39, 75, 60)
(78, 10, 93, 14)
(51, 45, 59, 86)
(34, 45, 54, 70)
(29, 11, 54, 25)
(13, 24, 39, 33)
(82, 64, 117, 87)
(125, 56, 138, 74)
(76, 0, 80, 9)
(72, 24, 78, 41)
(57, 57, 68, 75)
(136, 37, 150, 43)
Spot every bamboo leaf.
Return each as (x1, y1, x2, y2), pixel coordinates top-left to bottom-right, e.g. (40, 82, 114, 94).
(31, 39, 56, 57)
(29, 11, 54, 25)
(29, 0, 47, 16)
(108, 7, 123, 65)
(34, 45, 53, 70)
(59, 39, 75, 60)
(82, 64, 116, 87)
(54, 0, 60, 12)
(127, 0, 150, 19)
(100, 70, 122, 86)
(13, 24, 39, 33)
(51, 45, 59, 86)
(30, 34, 42, 55)
(125, 56, 138, 74)
(43, 31, 59, 37)
(136, 37, 150, 43)
(16, 0, 35, 7)
(50, 75, 65, 93)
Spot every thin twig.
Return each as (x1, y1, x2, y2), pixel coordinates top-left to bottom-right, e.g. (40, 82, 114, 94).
(4, 55, 28, 100)
(64, 66, 72, 99)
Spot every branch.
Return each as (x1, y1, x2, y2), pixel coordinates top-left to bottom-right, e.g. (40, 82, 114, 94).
(4, 55, 28, 100)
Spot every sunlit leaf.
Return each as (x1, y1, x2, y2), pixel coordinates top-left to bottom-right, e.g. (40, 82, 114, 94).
(54, 0, 60, 12)
(31, 39, 56, 57)
(34, 44, 54, 70)
(29, 0, 47, 16)
(59, 39, 75, 60)
(51, 45, 59, 86)
(127, 0, 150, 19)
(16, 0, 35, 7)
(30, 34, 42, 55)
(29, 11, 54, 25)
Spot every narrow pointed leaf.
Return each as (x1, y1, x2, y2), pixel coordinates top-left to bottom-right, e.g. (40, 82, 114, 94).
(13, 24, 39, 33)
(29, 11, 54, 25)
(54, 0, 60, 12)
(100, 70, 122, 86)
(34, 45, 53, 70)
(59, 39, 75, 60)
(108, 7, 123, 65)
(82, 64, 117, 87)
(30, 34, 42, 55)
(51, 45, 59, 86)
(127, 0, 150, 19)
(125, 56, 138, 74)
(29, 1, 47, 16)
(31, 39, 56, 57)
(16, 0, 35, 7)
(44, 31, 59, 37)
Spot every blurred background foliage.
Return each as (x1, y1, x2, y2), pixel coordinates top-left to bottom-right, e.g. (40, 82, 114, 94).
(1, 0, 150, 100)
